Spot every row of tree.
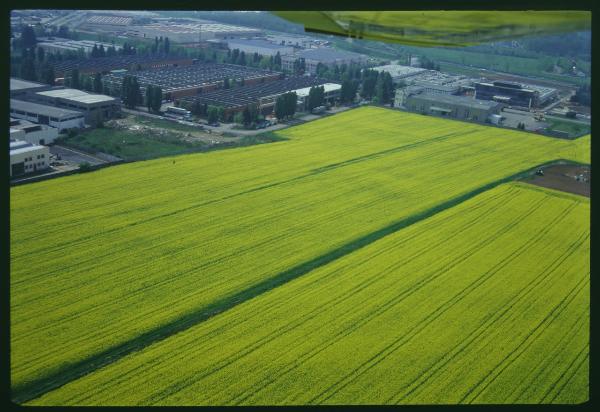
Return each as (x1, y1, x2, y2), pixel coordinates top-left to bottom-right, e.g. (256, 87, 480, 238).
(359, 69, 395, 105)
(225, 49, 283, 72)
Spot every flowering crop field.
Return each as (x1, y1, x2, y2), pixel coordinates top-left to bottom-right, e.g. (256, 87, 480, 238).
(28, 183, 590, 405)
(10, 107, 590, 404)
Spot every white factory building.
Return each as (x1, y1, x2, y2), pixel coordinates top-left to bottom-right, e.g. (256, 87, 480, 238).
(10, 118, 58, 145)
(10, 99, 85, 131)
(281, 48, 369, 74)
(370, 64, 428, 83)
(10, 140, 50, 177)
(227, 39, 294, 57)
(129, 22, 262, 43)
(34, 88, 121, 126)
(36, 37, 121, 54)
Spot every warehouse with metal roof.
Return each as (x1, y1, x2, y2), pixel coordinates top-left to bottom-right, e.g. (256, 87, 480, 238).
(34, 89, 121, 126)
(102, 63, 283, 102)
(179, 76, 331, 117)
(227, 39, 294, 57)
(405, 92, 503, 123)
(10, 99, 85, 131)
(10, 78, 52, 97)
(281, 48, 369, 74)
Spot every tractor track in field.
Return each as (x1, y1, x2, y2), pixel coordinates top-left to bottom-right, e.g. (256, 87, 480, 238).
(386, 211, 587, 404)
(11, 160, 578, 405)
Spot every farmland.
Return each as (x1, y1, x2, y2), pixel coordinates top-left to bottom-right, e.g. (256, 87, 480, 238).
(28, 183, 590, 405)
(10, 107, 590, 404)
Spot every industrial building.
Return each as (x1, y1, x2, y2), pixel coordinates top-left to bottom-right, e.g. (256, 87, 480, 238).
(294, 83, 342, 111)
(370, 64, 427, 83)
(10, 99, 85, 131)
(227, 39, 294, 57)
(10, 118, 58, 145)
(178, 76, 330, 117)
(281, 48, 369, 74)
(128, 22, 262, 43)
(10, 140, 50, 177)
(406, 71, 474, 94)
(10, 78, 52, 97)
(33, 88, 121, 126)
(265, 34, 325, 49)
(86, 15, 134, 26)
(36, 37, 121, 55)
(102, 63, 282, 102)
(405, 92, 503, 122)
(474, 80, 558, 109)
(51, 55, 194, 77)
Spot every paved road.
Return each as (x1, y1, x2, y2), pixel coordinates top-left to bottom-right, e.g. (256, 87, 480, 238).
(50, 145, 107, 166)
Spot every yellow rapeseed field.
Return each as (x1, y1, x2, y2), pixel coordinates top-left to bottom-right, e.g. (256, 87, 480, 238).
(30, 183, 590, 405)
(10, 107, 589, 404)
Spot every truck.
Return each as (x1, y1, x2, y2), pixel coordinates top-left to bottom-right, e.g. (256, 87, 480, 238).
(165, 106, 192, 120)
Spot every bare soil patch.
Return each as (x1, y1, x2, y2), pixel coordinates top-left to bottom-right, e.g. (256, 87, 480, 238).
(522, 164, 590, 197)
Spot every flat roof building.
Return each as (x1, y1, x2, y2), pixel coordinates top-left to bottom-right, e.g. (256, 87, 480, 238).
(10, 118, 58, 145)
(227, 39, 294, 57)
(10, 139, 50, 177)
(179, 76, 330, 117)
(36, 39, 122, 55)
(129, 22, 262, 43)
(10, 78, 52, 97)
(51, 55, 194, 77)
(282, 48, 369, 74)
(405, 92, 503, 123)
(474, 80, 558, 109)
(10, 99, 85, 131)
(102, 63, 282, 102)
(34, 88, 121, 126)
(370, 64, 428, 83)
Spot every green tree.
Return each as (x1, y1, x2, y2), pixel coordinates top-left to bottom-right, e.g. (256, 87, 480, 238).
(20, 25, 37, 52)
(307, 86, 325, 111)
(83, 76, 93, 92)
(274, 52, 282, 70)
(68, 68, 81, 89)
(274, 95, 286, 120)
(40, 64, 56, 85)
(121, 75, 141, 109)
(207, 106, 219, 123)
(93, 73, 103, 93)
(57, 25, 70, 38)
(36, 46, 45, 63)
(20, 58, 37, 81)
(233, 111, 244, 125)
(164, 37, 170, 55)
(284, 92, 297, 118)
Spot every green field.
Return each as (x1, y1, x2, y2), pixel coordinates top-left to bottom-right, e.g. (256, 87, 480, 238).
(545, 117, 591, 138)
(59, 127, 207, 160)
(29, 182, 590, 405)
(10, 107, 590, 405)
